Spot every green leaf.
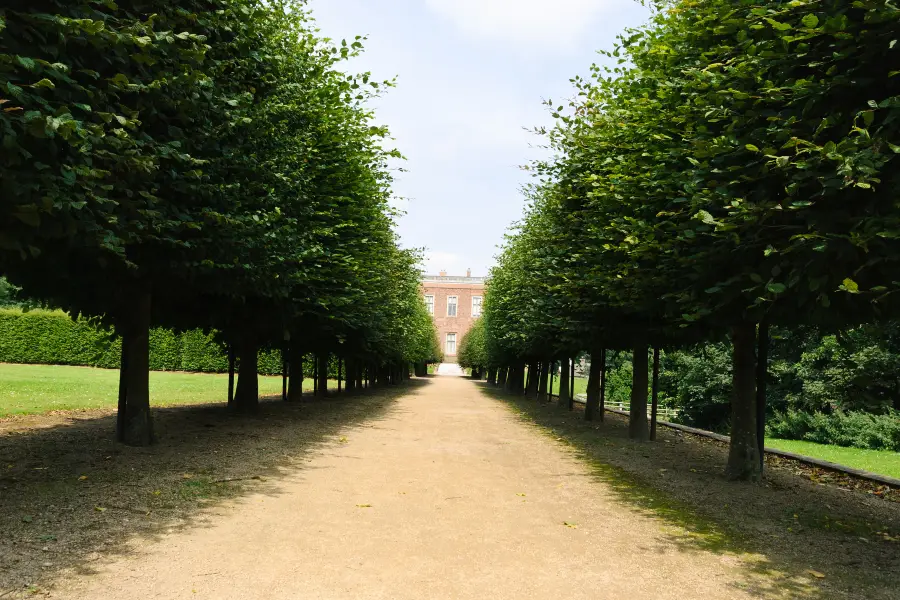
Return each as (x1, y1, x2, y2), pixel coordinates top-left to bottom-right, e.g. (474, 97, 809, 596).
(801, 14, 819, 28)
(32, 79, 55, 90)
(745, 144, 760, 152)
(841, 278, 859, 293)
(764, 18, 792, 31)
(17, 56, 36, 71)
(695, 210, 716, 225)
(767, 283, 786, 294)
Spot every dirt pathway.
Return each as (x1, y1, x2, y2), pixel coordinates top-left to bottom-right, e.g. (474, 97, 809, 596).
(53, 376, 762, 599)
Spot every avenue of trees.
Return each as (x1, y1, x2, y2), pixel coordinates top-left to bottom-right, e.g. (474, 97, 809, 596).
(471, 0, 900, 480)
(0, 1, 441, 445)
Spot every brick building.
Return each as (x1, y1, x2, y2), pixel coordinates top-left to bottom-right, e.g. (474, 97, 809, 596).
(421, 270, 486, 363)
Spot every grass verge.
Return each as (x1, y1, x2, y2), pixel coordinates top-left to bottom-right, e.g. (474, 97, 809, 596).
(0, 363, 336, 417)
(765, 438, 900, 480)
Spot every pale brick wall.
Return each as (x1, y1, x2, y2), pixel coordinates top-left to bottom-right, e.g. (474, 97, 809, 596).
(421, 276, 485, 363)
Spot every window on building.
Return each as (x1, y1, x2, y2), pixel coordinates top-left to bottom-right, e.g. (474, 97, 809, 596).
(424, 295, 434, 315)
(472, 296, 483, 318)
(447, 295, 458, 317)
(446, 333, 457, 355)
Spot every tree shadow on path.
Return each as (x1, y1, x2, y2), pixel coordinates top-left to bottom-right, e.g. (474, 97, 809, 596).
(479, 383, 900, 600)
(0, 380, 425, 598)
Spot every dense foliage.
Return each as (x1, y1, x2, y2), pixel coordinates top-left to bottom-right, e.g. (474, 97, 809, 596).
(457, 319, 487, 374)
(0, 308, 288, 374)
(481, 0, 900, 480)
(1, 1, 438, 443)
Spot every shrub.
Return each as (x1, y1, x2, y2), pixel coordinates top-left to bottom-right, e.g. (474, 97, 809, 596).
(768, 409, 900, 452)
(0, 308, 284, 375)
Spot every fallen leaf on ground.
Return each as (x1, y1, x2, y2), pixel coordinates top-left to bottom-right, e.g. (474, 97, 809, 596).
(78, 475, 88, 481)
(516, 493, 526, 497)
(94, 506, 106, 512)
(356, 504, 372, 508)
(564, 521, 578, 529)
(806, 570, 825, 579)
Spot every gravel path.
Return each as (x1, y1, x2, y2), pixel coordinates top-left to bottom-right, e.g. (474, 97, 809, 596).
(54, 376, 760, 599)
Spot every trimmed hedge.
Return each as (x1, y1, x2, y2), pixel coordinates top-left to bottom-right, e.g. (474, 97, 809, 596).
(0, 309, 285, 375)
(768, 409, 900, 452)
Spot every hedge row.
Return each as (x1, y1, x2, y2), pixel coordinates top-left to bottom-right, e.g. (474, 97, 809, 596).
(767, 409, 900, 452)
(0, 309, 286, 375)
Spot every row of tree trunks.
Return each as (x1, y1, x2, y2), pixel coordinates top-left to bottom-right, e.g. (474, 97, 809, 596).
(484, 329, 765, 483)
(487, 367, 497, 384)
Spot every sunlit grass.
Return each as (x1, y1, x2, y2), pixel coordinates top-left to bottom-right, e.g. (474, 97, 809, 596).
(765, 438, 900, 480)
(0, 363, 333, 417)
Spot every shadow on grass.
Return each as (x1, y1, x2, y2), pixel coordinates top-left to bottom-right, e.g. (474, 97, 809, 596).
(478, 383, 900, 600)
(0, 379, 427, 597)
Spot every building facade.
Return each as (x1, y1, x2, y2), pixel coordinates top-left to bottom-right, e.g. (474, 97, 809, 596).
(421, 270, 486, 363)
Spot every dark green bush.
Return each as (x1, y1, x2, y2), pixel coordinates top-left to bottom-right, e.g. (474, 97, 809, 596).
(768, 409, 900, 452)
(0, 309, 289, 375)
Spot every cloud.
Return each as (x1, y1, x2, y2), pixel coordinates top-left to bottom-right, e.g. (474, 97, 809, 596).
(424, 0, 623, 50)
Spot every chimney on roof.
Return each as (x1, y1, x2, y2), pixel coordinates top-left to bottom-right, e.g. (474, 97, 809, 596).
(466, 268, 471, 278)
(439, 270, 447, 277)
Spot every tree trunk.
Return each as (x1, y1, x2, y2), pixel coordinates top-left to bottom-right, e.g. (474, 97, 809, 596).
(116, 338, 128, 441)
(516, 363, 527, 394)
(629, 346, 650, 440)
(287, 345, 304, 402)
(338, 357, 343, 393)
(584, 350, 602, 421)
(569, 358, 576, 410)
(234, 336, 259, 413)
(282, 348, 288, 402)
(756, 321, 769, 472)
(650, 347, 660, 441)
(487, 368, 497, 385)
(599, 348, 607, 421)
(117, 284, 154, 446)
(538, 361, 550, 403)
(227, 344, 235, 408)
(498, 366, 508, 388)
(548, 361, 555, 403)
(726, 322, 761, 481)
(524, 362, 534, 397)
(558, 357, 570, 410)
(317, 352, 329, 397)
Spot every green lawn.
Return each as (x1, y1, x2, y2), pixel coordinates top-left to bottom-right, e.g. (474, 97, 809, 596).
(550, 375, 588, 397)
(543, 373, 900, 479)
(765, 438, 900, 480)
(0, 363, 331, 417)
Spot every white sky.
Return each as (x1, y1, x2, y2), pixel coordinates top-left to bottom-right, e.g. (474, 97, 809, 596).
(308, 0, 651, 277)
